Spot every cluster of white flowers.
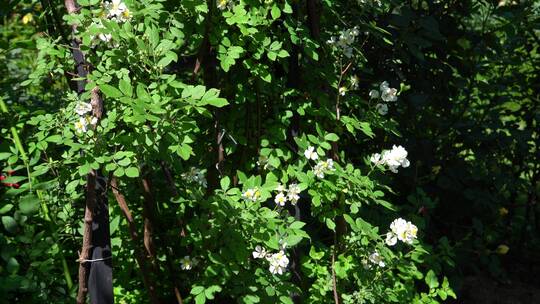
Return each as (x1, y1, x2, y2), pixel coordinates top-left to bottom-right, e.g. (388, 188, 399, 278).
(181, 167, 207, 188)
(274, 183, 301, 206)
(304, 146, 335, 178)
(180, 255, 198, 270)
(74, 101, 98, 134)
(327, 26, 360, 58)
(104, 0, 131, 22)
(252, 245, 290, 275)
(385, 218, 418, 246)
(313, 158, 335, 179)
(370, 145, 410, 173)
(369, 81, 398, 115)
(242, 187, 261, 202)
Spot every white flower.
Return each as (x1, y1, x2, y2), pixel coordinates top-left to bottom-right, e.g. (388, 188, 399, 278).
(382, 145, 410, 173)
(339, 86, 348, 96)
(98, 33, 112, 42)
(313, 162, 325, 179)
(242, 187, 261, 202)
(275, 183, 286, 193)
(368, 251, 385, 267)
(274, 192, 287, 206)
(75, 102, 92, 115)
(267, 251, 289, 275)
(370, 153, 383, 166)
(252, 245, 267, 259)
(381, 86, 398, 102)
(304, 146, 319, 161)
(375, 103, 388, 115)
(74, 117, 88, 133)
(217, 0, 229, 10)
(287, 183, 301, 205)
(380, 81, 389, 90)
(313, 159, 335, 179)
(105, 0, 130, 22)
(385, 232, 398, 246)
(105, 0, 126, 17)
(369, 89, 380, 99)
(328, 27, 358, 58)
(403, 221, 418, 244)
(389, 218, 418, 245)
(89, 116, 98, 126)
(180, 256, 193, 270)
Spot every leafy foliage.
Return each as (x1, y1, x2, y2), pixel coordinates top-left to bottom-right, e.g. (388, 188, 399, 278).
(1, 0, 539, 303)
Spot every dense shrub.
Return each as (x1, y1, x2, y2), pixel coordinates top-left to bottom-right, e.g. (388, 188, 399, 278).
(0, 0, 538, 303)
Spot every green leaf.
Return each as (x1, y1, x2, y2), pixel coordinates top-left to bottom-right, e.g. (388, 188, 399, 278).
(191, 286, 205, 295)
(114, 167, 125, 177)
(2, 216, 17, 233)
(125, 167, 140, 178)
(19, 194, 40, 215)
(0, 204, 13, 214)
(425, 270, 439, 289)
(45, 135, 62, 143)
(220, 176, 230, 191)
(195, 292, 206, 304)
(279, 296, 293, 304)
(119, 79, 132, 96)
(100, 84, 123, 98)
(178, 144, 192, 160)
(289, 221, 306, 230)
(271, 5, 281, 20)
(324, 133, 339, 142)
(325, 218, 336, 231)
(2, 176, 27, 184)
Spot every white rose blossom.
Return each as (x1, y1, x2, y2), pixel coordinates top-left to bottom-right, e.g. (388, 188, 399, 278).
(180, 256, 195, 270)
(274, 192, 287, 206)
(242, 187, 261, 202)
(371, 145, 410, 173)
(387, 218, 418, 245)
(267, 250, 289, 275)
(217, 0, 230, 10)
(313, 158, 335, 179)
(385, 232, 398, 246)
(287, 183, 301, 205)
(74, 115, 98, 134)
(304, 146, 319, 161)
(104, 0, 131, 22)
(75, 102, 92, 115)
